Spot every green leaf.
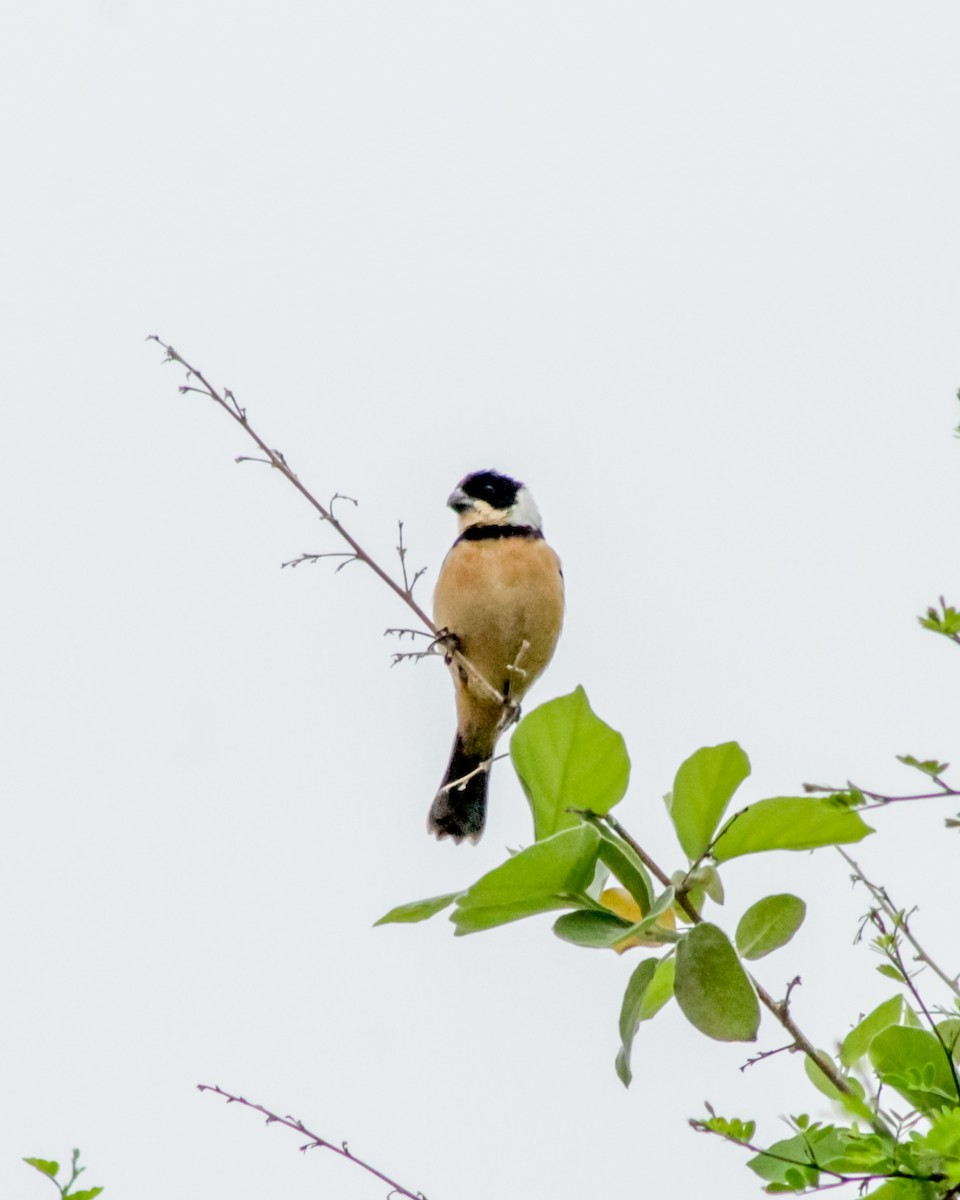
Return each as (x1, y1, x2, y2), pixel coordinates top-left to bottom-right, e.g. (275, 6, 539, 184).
(698, 1112, 757, 1143)
(615, 957, 657, 1087)
(735, 894, 806, 960)
(804, 1049, 847, 1101)
(877, 963, 906, 983)
(747, 1133, 818, 1187)
(869, 1025, 960, 1112)
(711, 796, 873, 862)
(666, 743, 750, 861)
(451, 824, 601, 934)
(674, 922, 759, 1042)
(553, 909, 632, 949)
(840, 995, 905, 1067)
(374, 891, 461, 926)
(24, 1159, 60, 1179)
(936, 1018, 960, 1061)
(596, 830, 653, 913)
(897, 754, 949, 777)
(615, 956, 677, 1086)
(70, 1190, 104, 1200)
(925, 1105, 960, 1162)
(868, 1180, 946, 1200)
(511, 687, 630, 841)
(639, 954, 675, 1019)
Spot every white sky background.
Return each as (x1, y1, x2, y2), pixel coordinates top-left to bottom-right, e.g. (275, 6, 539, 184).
(2, 3, 959, 1198)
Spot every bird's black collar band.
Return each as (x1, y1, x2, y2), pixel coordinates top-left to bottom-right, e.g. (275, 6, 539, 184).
(456, 524, 543, 543)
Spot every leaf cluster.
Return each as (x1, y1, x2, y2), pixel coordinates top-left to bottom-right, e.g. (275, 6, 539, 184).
(379, 688, 870, 1077)
(379, 670, 960, 1195)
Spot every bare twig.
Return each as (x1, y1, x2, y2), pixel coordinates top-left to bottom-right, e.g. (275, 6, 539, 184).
(198, 1084, 427, 1199)
(739, 1042, 796, 1072)
(435, 752, 510, 798)
(396, 521, 428, 598)
(150, 337, 507, 712)
(839, 849, 960, 1000)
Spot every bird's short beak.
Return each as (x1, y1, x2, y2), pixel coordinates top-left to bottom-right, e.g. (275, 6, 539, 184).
(447, 487, 473, 513)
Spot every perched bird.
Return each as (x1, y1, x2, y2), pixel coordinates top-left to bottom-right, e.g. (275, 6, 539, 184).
(429, 469, 564, 842)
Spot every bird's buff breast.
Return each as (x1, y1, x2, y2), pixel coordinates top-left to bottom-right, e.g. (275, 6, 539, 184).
(433, 537, 564, 701)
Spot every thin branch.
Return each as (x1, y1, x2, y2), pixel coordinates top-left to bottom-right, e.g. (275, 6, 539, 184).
(435, 752, 510, 798)
(740, 1041, 796, 1073)
(396, 521, 428, 598)
(804, 780, 960, 810)
(198, 1085, 427, 1199)
(839, 849, 960, 999)
(150, 337, 507, 712)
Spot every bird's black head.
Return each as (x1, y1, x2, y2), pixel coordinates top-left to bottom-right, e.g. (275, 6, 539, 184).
(452, 469, 522, 513)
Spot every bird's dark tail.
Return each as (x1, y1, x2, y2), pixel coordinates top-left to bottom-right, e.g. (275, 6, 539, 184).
(428, 736, 490, 843)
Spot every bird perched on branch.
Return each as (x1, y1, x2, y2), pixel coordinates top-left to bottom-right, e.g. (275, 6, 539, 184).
(429, 469, 564, 842)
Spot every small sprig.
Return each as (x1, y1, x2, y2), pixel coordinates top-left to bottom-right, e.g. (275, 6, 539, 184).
(23, 1149, 102, 1199)
(198, 1084, 427, 1199)
(840, 849, 960, 1000)
(919, 596, 960, 647)
(804, 762, 959, 813)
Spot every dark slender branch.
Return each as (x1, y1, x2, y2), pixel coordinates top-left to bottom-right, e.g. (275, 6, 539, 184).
(740, 1041, 796, 1073)
(150, 337, 507, 711)
(198, 1085, 427, 1199)
(690, 1120, 946, 1191)
(804, 780, 960, 809)
(153, 337, 435, 627)
(839, 849, 960, 999)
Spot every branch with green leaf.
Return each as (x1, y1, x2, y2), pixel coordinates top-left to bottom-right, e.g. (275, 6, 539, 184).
(379, 666, 960, 1195)
(24, 1150, 102, 1200)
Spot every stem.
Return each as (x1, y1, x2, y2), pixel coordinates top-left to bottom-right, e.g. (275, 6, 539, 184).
(838, 849, 960, 1000)
(151, 337, 507, 711)
(198, 1085, 426, 1199)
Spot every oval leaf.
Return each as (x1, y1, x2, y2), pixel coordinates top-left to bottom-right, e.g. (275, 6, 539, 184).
(452, 824, 600, 934)
(667, 743, 750, 861)
(554, 909, 633, 949)
(597, 830, 654, 913)
(735, 894, 806, 960)
(674, 922, 759, 1042)
(712, 796, 873, 862)
(840, 995, 905, 1067)
(511, 687, 630, 841)
(24, 1159, 59, 1179)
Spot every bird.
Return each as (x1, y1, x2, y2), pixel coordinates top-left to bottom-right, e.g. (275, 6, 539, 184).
(429, 469, 564, 842)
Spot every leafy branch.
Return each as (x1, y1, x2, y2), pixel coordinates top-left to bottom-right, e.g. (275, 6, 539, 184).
(919, 597, 960, 647)
(580, 809, 882, 1128)
(198, 1084, 427, 1199)
(24, 1150, 102, 1199)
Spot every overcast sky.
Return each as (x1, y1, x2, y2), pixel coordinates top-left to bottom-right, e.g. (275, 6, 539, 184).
(3, 4, 960, 1199)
